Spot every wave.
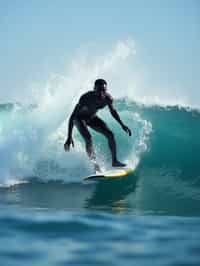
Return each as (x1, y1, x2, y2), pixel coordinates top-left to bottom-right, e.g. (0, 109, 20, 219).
(0, 100, 150, 186)
(0, 100, 199, 187)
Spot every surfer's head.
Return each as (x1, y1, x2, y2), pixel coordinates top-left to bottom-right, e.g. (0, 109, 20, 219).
(94, 79, 107, 99)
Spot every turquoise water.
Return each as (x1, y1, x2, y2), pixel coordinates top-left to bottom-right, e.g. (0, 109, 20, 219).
(0, 101, 200, 265)
(0, 206, 200, 266)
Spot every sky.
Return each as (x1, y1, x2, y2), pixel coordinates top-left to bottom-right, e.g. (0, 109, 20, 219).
(0, 0, 200, 107)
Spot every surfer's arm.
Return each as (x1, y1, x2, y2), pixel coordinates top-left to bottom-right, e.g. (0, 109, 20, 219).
(67, 103, 80, 139)
(108, 102, 132, 136)
(68, 97, 83, 139)
(108, 103, 123, 126)
(64, 103, 81, 151)
(67, 93, 89, 140)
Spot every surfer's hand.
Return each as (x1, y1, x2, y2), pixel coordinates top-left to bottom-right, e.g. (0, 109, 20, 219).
(64, 137, 74, 151)
(122, 125, 132, 136)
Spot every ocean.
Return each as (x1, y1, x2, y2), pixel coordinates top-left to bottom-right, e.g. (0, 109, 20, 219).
(0, 100, 200, 266)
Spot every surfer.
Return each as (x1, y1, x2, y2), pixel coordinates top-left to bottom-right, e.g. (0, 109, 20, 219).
(64, 79, 132, 171)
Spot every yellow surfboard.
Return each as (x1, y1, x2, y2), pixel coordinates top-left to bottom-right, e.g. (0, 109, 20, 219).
(84, 167, 134, 181)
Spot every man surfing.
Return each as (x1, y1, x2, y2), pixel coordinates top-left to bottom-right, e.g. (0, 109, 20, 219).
(64, 79, 132, 172)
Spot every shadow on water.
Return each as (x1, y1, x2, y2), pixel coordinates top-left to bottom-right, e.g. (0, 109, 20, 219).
(85, 173, 138, 211)
(1, 169, 200, 216)
(0, 173, 139, 213)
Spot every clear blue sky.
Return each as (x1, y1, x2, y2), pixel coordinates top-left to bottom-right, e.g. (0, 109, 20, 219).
(0, 0, 200, 105)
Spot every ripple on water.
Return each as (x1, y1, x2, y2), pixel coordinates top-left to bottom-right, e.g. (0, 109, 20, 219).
(0, 210, 200, 266)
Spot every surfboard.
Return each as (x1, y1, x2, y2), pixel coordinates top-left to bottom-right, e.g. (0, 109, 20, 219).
(84, 167, 135, 181)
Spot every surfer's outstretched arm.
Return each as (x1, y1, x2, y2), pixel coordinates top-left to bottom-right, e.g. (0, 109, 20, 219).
(64, 103, 80, 151)
(108, 102, 132, 136)
(68, 104, 79, 138)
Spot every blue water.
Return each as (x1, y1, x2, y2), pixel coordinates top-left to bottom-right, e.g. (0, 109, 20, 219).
(0, 101, 200, 265)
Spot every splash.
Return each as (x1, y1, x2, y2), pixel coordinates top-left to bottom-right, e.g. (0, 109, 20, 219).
(0, 39, 199, 186)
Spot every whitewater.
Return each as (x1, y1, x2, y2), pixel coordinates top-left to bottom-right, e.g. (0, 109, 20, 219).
(0, 40, 200, 266)
(0, 40, 199, 187)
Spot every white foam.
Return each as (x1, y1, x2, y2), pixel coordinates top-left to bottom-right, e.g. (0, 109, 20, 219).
(4, 38, 196, 184)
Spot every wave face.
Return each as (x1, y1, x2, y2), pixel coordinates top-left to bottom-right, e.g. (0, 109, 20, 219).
(0, 100, 200, 216)
(0, 101, 151, 185)
(0, 101, 199, 181)
(131, 103, 200, 175)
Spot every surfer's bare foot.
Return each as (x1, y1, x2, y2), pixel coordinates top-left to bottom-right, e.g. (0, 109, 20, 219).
(112, 161, 126, 167)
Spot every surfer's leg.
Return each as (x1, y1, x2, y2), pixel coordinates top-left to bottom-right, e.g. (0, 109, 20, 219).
(88, 117, 126, 166)
(74, 119, 96, 161)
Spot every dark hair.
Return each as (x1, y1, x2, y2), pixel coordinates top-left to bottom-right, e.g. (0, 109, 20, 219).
(94, 79, 107, 91)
